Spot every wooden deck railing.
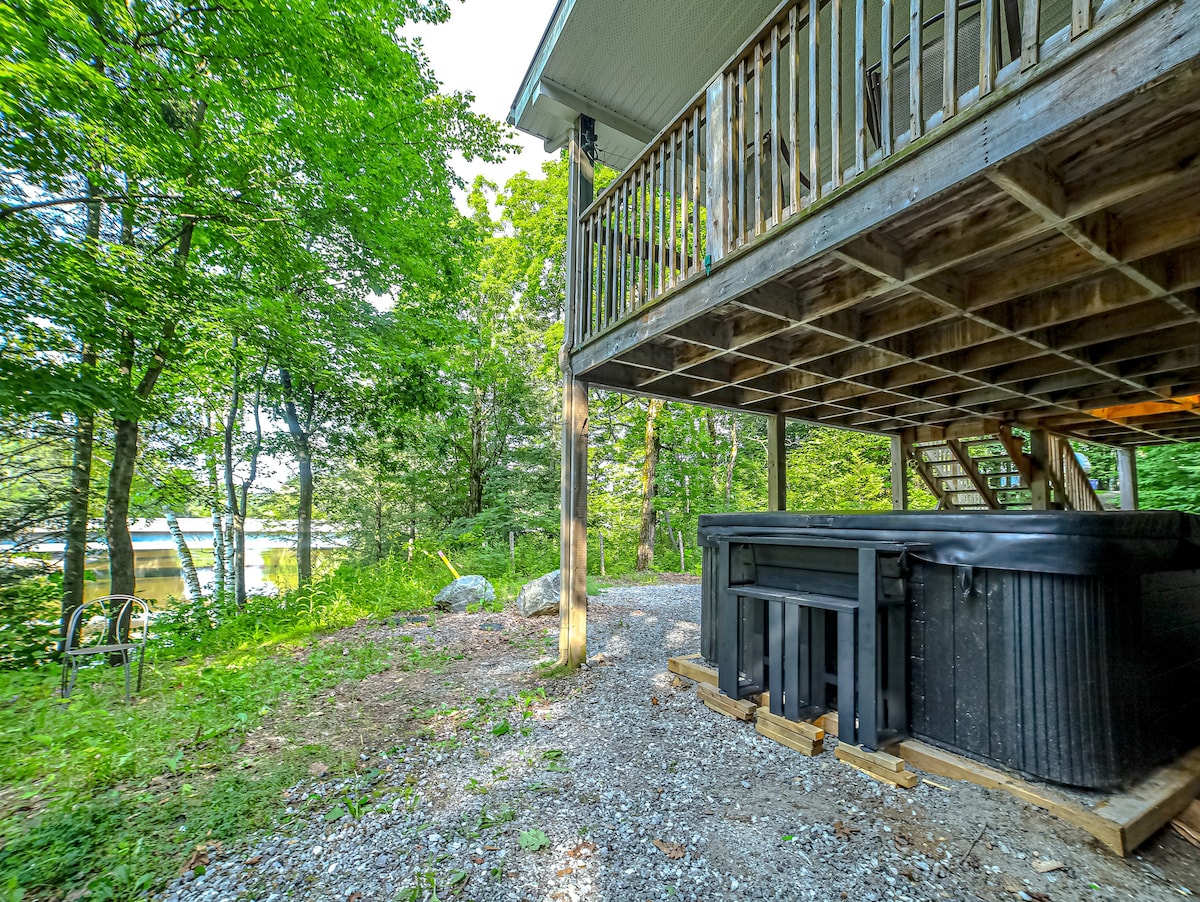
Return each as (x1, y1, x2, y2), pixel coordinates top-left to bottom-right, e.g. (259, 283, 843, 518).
(573, 98, 707, 346)
(574, 0, 1131, 345)
(1047, 434, 1105, 511)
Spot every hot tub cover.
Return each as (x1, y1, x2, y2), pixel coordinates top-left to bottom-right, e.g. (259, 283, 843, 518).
(696, 510, 1200, 576)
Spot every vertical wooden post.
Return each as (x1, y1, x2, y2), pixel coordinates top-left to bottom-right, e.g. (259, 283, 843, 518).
(1118, 448, 1139, 511)
(705, 76, 727, 265)
(890, 435, 909, 510)
(1029, 428, 1051, 510)
(767, 413, 787, 511)
(678, 531, 686, 573)
(560, 116, 594, 669)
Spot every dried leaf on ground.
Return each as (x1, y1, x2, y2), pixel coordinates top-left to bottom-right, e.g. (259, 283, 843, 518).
(1033, 859, 1065, 873)
(347, 893, 362, 902)
(308, 761, 330, 778)
(833, 820, 861, 839)
(651, 696, 659, 706)
(180, 849, 209, 875)
(567, 840, 597, 858)
(653, 838, 686, 859)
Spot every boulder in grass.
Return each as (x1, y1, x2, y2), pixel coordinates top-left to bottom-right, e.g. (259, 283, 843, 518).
(434, 575, 495, 613)
(517, 570, 561, 617)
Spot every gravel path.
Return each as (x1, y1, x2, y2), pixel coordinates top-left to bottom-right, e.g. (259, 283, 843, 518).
(163, 584, 1199, 902)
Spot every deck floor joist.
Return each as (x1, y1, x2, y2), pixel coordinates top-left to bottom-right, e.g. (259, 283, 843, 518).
(573, 0, 1200, 446)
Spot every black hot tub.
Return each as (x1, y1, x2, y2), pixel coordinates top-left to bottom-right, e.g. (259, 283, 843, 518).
(697, 511, 1200, 790)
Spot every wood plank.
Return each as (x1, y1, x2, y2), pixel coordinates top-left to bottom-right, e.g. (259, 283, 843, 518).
(944, 0, 959, 116)
(836, 742, 906, 773)
(1072, 0, 1092, 39)
(1093, 744, 1200, 854)
(789, 6, 802, 213)
(981, 0, 998, 96)
(808, 0, 821, 199)
(1171, 800, 1200, 850)
(880, 0, 893, 156)
(667, 653, 718, 686)
(1021, 0, 1041, 70)
(909, 0, 923, 138)
(854, 0, 867, 172)
(698, 682, 758, 721)
(844, 759, 920, 789)
(756, 707, 825, 741)
(830, 0, 843, 188)
(754, 44, 764, 237)
(771, 24, 783, 227)
(897, 740, 1123, 849)
(757, 719, 824, 756)
(705, 78, 725, 264)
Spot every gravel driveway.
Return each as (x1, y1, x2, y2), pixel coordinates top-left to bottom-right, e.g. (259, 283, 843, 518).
(162, 583, 1200, 902)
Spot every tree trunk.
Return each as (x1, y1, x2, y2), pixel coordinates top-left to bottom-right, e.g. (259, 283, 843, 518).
(105, 417, 139, 605)
(725, 415, 739, 507)
(165, 511, 202, 599)
(62, 173, 102, 652)
(374, 484, 384, 563)
(636, 399, 663, 571)
(61, 408, 94, 653)
(467, 384, 485, 517)
(279, 367, 313, 586)
(296, 451, 313, 585)
(207, 421, 226, 601)
(224, 351, 263, 606)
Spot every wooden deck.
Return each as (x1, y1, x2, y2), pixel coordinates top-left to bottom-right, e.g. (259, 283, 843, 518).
(568, 0, 1200, 446)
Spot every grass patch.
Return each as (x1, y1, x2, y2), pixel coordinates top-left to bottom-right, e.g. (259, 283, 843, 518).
(0, 555, 450, 900)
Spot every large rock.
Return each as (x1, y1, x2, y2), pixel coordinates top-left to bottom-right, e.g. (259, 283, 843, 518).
(517, 570, 561, 617)
(434, 575, 494, 613)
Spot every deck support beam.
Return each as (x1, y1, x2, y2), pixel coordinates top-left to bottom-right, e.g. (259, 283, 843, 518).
(1118, 447, 1139, 511)
(767, 413, 787, 510)
(890, 435, 909, 510)
(559, 117, 594, 669)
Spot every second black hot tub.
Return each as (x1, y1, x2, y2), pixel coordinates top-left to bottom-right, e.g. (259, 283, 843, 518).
(697, 510, 1200, 790)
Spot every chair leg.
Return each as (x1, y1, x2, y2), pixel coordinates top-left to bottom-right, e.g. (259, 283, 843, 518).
(135, 648, 145, 694)
(66, 660, 79, 699)
(122, 652, 131, 704)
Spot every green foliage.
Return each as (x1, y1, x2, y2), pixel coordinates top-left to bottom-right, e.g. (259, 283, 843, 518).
(1138, 443, 1200, 512)
(0, 567, 60, 669)
(518, 828, 550, 852)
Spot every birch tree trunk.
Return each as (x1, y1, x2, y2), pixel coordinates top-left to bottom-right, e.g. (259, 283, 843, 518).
(165, 511, 202, 599)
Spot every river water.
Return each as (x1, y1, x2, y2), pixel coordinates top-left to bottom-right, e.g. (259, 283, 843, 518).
(82, 545, 308, 605)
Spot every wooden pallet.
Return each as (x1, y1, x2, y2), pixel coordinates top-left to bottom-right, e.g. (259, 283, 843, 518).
(696, 682, 757, 721)
(897, 740, 1200, 856)
(667, 653, 717, 686)
(755, 708, 825, 756)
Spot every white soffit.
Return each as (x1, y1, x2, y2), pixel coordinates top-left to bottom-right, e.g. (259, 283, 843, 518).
(509, 0, 780, 170)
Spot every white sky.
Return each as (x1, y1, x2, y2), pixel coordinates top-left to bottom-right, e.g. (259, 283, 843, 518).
(407, 0, 560, 200)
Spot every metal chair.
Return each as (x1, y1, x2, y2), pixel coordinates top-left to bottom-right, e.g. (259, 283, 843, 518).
(61, 594, 151, 703)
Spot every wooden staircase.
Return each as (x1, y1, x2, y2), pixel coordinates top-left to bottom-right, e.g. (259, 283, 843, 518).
(908, 427, 1104, 512)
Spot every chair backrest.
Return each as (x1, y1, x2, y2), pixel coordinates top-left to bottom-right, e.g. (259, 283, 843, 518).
(65, 595, 152, 651)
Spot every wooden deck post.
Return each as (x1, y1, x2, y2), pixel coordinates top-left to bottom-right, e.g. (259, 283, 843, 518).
(890, 435, 909, 510)
(767, 413, 787, 511)
(560, 117, 594, 669)
(1029, 428, 1051, 510)
(1118, 448, 1139, 511)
